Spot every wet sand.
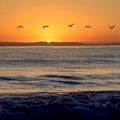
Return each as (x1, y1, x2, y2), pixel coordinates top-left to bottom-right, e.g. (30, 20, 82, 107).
(0, 91, 120, 120)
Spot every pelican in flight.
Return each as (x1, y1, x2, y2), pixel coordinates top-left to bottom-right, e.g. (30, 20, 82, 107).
(68, 24, 74, 27)
(43, 25, 49, 29)
(85, 26, 92, 28)
(108, 25, 116, 30)
(17, 25, 24, 30)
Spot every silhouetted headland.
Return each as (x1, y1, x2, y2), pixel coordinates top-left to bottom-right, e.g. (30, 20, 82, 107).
(0, 42, 84, 46)
(0, 42, 120, 46)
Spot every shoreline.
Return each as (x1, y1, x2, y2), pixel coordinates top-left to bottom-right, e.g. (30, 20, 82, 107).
(0, 91, 120, 120)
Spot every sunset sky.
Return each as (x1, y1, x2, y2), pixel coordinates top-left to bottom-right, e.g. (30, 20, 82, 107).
(0, 0, 120, 44)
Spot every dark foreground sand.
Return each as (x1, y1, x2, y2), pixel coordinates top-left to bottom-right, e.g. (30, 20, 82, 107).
(0, 91, 120, 120)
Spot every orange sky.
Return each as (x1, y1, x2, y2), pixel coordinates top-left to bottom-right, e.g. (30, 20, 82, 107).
(0, 0, 120, 44)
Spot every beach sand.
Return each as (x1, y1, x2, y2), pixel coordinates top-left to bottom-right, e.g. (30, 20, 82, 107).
(0, 91, 120, 120)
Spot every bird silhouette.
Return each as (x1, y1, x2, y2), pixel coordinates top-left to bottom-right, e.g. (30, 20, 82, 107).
(108, 25, 116, 29)
(85, 26, 92, 28)
(68, 24, 74, 27)
(17, 26, 24, 30)
(43, 25, 49, 29)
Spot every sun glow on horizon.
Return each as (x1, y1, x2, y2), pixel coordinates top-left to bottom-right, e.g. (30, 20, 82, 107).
(0, 0, 120, 44)
(42, 39, 54, 43)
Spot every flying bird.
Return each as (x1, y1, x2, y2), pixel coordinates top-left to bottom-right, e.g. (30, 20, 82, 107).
(108, 25, 116, 30)
(17, 25, 24, 30)
(85, 26, 92, 28)
(43, 25, 49, 29)
(68, 24, 74, 27)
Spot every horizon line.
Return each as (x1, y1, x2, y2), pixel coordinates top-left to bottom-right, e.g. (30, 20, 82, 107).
(0, 41, 120, 46)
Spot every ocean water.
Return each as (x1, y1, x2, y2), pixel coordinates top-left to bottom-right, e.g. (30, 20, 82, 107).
(0, 45, 120, 93)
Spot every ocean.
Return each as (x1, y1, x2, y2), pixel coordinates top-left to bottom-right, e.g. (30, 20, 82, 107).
(0, 45, 120, 93)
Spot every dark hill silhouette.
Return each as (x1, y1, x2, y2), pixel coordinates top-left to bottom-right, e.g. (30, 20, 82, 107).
(0, 42, 120, 46)
(0, 42, 84, 46)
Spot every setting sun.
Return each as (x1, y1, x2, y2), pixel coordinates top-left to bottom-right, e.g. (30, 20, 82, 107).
(44, 39, 53, 43)
(0, 0, 120, 44)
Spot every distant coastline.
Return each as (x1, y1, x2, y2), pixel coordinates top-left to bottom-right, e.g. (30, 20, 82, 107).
(0, 42, 120, 46)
